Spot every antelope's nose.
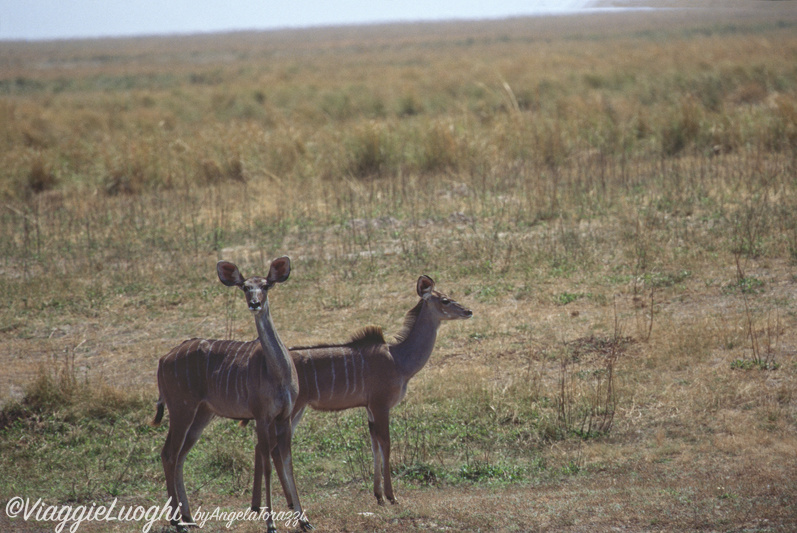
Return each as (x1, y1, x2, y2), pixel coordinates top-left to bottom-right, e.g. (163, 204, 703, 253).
(464, 309, 473, 318)
(249, 301, 261, 310)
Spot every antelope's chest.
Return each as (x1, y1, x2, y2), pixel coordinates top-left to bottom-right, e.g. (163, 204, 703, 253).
(387, 379, 410, 409)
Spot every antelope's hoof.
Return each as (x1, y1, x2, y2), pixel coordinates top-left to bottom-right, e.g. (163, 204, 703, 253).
(375, 496, 385, 506)
(300, 520, 315, 531)
(388, 496, 399, 505)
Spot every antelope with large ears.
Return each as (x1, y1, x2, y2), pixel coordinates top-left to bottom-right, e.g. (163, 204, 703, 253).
(152, 257, 312, 532)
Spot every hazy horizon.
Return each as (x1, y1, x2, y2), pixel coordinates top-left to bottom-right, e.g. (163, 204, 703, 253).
(0, 0, 635, 41)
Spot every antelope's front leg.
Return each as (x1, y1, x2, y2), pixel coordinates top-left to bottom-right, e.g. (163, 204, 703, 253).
(254, 423, 278, 533)
(274, 419, 314, 531)
(367, 406, 397, 505)
(375, 409, 397, 505)
(268, 422, 293, 510)
(252, 443, 264, 513)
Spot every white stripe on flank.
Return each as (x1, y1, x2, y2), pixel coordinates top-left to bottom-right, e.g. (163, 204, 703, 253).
(343, 350, 350, 396)
(226, 342, 245, 399)
(330, 359, 336, 401)
(206, 339, 212, 379)
(231, 343, 242, 404)
(310, 357, 321, 402)
(243, 341, 257, 402)
(350, 351, 357, 395)
(184, 352, 192, 391)
(302, 360, 311, 401)
(236, 343, 248, 404)
(197, 344, 207, 393)
(208, 339, 218, 392)
(359, 351, 366, 394)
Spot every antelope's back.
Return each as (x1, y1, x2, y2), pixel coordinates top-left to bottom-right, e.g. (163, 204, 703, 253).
(290, 332, 395, 411)
(158, 338, 260, 401)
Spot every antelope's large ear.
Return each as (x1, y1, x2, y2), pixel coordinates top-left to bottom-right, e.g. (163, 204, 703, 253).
(417, 275, 435, 299)
(267, 256, 291, 285)
(218, 261, 245, 287)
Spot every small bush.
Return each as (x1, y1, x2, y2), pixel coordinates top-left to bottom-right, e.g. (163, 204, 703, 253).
(417, 122, 459, 174)
(103, 161, 151, 195)
(200, 157, 246, 184)
(24, 360, 79, 412)
(661, 98, 702, 156)
(346, 123, 392, 178)
(27, 159, 58, 194)
(399, 462, 441, 485)
(397, 93, 423, 117)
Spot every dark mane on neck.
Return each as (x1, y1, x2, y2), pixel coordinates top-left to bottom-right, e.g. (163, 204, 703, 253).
(288, 300, 424, 352)
(348, 326, 386, 347)
(392, 299, 423, 345)
(288, 326, 386, 352)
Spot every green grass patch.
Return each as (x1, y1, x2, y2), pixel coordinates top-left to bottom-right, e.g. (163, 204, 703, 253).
(730, 358, 780, 371)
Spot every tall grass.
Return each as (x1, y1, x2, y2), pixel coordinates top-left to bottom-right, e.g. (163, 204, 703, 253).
(2, 15, 795, 202)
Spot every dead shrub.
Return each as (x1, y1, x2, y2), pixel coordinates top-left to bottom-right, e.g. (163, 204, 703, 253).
(104, 161, 150, 195)
(200, 157, 247, 184)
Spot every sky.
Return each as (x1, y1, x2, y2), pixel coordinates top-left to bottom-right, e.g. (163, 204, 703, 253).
(0, 0, 604, 41)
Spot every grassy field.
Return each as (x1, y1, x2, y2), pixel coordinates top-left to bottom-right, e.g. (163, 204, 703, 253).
(1, 1, 797, 531)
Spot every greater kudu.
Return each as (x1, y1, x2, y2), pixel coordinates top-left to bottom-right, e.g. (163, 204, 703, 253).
(250, 275, 472, 507)
(151, 257, 312, 532)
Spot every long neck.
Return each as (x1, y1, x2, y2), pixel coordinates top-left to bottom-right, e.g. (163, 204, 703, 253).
(253, 303, 295, 386)
(389, 301, 441, 379)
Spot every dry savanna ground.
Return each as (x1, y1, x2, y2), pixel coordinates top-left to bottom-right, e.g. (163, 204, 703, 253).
(1, 1, 797, 531)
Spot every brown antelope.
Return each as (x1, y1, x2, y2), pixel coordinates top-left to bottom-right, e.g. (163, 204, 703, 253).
(251, 275, 472, 507)
(151, 257, 312, 532)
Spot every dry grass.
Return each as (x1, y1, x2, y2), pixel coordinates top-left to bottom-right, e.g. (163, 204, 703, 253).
(2, 1, 797, 532)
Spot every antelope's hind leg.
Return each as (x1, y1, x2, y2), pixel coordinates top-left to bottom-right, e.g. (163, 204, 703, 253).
(173, 405, 214, 526)
(161, 405, 200, 526)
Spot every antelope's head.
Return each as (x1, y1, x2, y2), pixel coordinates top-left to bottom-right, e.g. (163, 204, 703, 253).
(217, 256, 291, 314)
(417, 275, 473, 321)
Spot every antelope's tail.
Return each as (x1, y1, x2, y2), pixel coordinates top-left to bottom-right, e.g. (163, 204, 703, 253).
(150, 398, 165, 427)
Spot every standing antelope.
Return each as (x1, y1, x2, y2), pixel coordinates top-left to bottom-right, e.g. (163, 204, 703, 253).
(253, 275, 472, 507)
(151, 257, 312, 532)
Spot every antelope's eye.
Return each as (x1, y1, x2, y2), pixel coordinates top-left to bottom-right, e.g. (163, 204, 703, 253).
(441, 298, 451, 305)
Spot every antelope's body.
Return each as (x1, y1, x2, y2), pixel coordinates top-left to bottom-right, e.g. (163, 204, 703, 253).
(293, 328, 404, 415)
(158, 338, 296, 423)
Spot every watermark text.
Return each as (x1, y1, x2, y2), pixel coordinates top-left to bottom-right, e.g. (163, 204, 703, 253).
(4, 496, 177, 533)
(5, 496, 308, 532)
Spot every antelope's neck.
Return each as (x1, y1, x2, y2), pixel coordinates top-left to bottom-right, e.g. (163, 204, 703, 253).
(390, 302, 440, 379)
(254, 305, 296, 387)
